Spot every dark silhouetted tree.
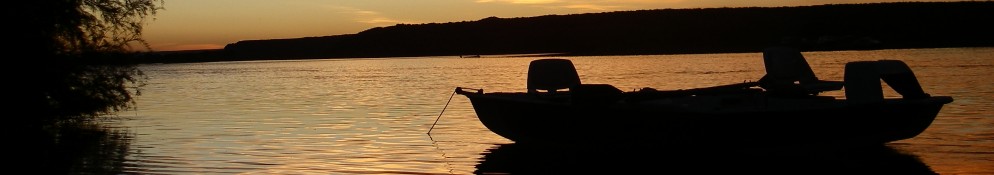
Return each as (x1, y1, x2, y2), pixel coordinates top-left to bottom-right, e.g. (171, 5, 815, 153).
(6, 0, 163, 127)
(5, 1, 164, 173)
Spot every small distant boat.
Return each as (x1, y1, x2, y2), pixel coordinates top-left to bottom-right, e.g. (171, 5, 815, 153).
(460, 55, 481, 58)
(455, 47, 953, 146)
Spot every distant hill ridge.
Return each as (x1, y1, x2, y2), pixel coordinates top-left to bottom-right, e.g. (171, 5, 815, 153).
(146, 1, 994, 63)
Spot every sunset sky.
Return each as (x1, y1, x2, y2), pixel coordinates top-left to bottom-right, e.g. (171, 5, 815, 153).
(141, 0, 962, 51)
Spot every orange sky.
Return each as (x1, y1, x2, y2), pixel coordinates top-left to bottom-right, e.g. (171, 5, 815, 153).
(140, 0, 962, 51)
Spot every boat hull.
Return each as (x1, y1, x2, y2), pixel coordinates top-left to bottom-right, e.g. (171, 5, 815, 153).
(462, 92, 952, 146)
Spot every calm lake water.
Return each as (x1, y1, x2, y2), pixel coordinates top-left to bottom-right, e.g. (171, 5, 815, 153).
(104, 47, 992, 174)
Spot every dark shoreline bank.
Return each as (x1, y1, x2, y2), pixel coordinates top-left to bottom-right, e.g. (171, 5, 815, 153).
(133, 1, 994, 64)
(132, 46, 992, 65)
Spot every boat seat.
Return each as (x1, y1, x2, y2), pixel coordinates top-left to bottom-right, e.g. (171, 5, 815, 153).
(527, 58, 581, 95)
(845, 60, 930, 105)
(759, 47, 844, 97)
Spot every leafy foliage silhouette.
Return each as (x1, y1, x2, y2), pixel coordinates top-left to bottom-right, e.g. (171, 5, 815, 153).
(6, 1, 163, 174)
(7, 0, 162, 125)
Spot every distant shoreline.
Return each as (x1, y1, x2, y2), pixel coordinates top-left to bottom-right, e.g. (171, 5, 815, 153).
(131, 46, 994, 65)
(133, 1, 994, 64)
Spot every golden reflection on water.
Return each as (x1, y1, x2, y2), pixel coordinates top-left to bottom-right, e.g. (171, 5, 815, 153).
(119, 48, 994, 174)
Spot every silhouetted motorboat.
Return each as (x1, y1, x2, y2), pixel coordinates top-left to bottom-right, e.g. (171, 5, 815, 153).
(455, 47, 953, 146)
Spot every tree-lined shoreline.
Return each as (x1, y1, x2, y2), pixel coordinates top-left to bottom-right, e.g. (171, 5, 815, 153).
(139, 1, 994, 63)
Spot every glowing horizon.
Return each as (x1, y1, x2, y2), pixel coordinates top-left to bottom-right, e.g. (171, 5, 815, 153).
(141, 0, 963, 51)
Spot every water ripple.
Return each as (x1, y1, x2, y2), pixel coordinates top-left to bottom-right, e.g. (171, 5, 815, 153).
(118, 48, 994, 174)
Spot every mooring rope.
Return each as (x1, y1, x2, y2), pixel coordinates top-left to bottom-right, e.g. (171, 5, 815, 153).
(428, 88, 457, 135)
